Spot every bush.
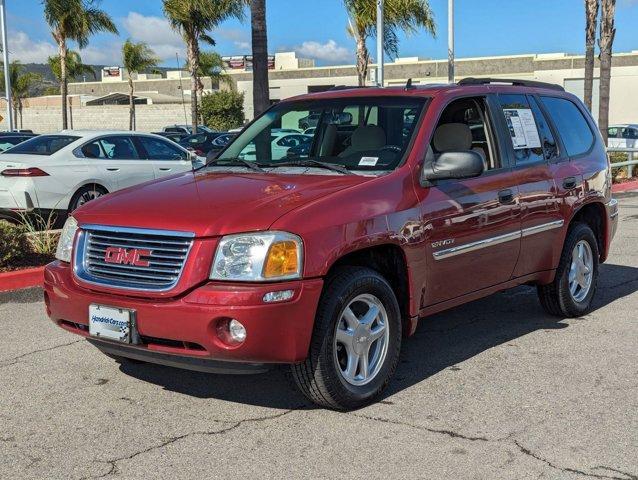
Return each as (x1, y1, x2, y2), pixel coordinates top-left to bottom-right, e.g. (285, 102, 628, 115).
(0, 221, 29, 268)
(201, 90, 245, 131)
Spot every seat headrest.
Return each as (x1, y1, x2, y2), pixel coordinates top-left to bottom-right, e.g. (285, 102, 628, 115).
(350, 125, 386, 151)
(433, 123, 472, 152)
(83, 143, 101, 158)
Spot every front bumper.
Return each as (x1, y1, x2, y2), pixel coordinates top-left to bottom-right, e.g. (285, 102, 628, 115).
(44, 261, 323, 370)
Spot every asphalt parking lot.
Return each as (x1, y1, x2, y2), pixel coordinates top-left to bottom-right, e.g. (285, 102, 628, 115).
(1, 195, 637, 480)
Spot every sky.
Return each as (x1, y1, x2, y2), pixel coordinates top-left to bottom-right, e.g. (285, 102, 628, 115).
(5, 0, 638, 68)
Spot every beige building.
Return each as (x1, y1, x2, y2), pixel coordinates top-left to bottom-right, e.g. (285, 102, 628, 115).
(3, 50, 638, 133)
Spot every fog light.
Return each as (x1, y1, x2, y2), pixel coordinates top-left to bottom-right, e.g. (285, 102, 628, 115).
(228, 319, 246, 342)
(263, 289, 294, 303)
(216, 318, 247, 346)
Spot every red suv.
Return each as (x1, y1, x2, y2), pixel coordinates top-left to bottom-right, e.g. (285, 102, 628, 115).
(45, 78, 618, 410)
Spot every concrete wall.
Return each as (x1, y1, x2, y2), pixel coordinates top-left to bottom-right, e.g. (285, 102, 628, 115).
(68, 77, 215, 98)
(0, 104, 193, 133)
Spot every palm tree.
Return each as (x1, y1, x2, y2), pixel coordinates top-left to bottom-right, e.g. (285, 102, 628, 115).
(48, 50, 96, 84)
(198, 51, 232, 90)
(584, 0, 599, 112)
(251, 0, 269, 117)
(344, 0, 436, 86)
(163, 0, 245, 129)
(43, 0, 118, 130)
(598, 0, 616, 144)
(122, 40, 159, 131)
(0, 61, 42, 129)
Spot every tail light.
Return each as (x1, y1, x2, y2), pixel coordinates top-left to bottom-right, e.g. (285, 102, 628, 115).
(1, 167, 49, 177)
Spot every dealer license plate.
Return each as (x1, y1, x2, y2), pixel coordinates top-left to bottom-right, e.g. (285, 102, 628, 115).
(89, 304, 132, 343)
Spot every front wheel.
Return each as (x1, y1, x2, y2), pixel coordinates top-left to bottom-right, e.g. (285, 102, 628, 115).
(68, 185, 107, 213)
(537, 222, 599, 317)
(291, 267, 402, 410)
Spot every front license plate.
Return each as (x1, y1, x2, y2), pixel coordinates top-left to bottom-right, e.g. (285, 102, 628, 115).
(89, 304, 132, 343)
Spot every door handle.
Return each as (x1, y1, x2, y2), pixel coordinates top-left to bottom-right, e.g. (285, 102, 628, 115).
(498, 189, 514, 204)
(159, 167, 172, 171)
(563, 177, 577, 189)
(106, 168, 120, 172)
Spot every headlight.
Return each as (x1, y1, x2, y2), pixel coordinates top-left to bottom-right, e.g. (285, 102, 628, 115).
(210, 231, 303, 281)
(55, 216, 78, 262)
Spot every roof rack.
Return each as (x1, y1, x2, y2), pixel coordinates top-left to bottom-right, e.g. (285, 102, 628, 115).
(328, 85, 372, 91)
(457, 77, 564, 92)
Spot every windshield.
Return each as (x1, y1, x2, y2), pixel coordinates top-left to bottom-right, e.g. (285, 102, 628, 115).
(5, 135, 79, 156)
(218, 96, 426, 173)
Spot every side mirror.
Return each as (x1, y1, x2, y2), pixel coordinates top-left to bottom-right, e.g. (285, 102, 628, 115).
(422, 151, 484, 183)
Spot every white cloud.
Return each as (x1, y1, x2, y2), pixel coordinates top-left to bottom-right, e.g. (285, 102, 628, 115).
(214, 28, 251, 52)
(293, 39, 352, 63)
(7, 31, 57, 63)
(122, 12, 185, 62)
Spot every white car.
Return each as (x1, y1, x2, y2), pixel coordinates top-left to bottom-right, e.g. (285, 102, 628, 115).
(238, 133, 313, 161)
(607, 124, 638, 148)
(0, 130, 196, 218)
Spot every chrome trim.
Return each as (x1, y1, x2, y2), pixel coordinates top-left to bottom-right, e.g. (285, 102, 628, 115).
(433, 230, 521, 260)
(73, 224, 194, 292)
(432, 220, 565, 261)
(521, 220, 564, 238)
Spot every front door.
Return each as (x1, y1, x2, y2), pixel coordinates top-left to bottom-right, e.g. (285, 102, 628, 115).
(417, 95, 522, 306)
(135, 136, 193, 178)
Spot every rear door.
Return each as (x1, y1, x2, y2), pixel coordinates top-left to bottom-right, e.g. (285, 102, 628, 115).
(135, 135, 193, 178)
(418, 95, 522, 306)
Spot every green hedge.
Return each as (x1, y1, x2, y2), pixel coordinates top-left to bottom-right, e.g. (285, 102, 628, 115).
(201, 90, 245, 131)
(0, 221, 29, 269)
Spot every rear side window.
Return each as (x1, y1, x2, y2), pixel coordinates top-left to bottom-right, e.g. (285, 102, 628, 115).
(540, 97, 594, 156)
(7, 135, 79, 155)
(498, 94, 545, 165)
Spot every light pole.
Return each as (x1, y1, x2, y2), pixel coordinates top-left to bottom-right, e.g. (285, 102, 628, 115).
(376, 0, 384, 87)
(448, 0, 454, 83)
(0, 0, 12, 131)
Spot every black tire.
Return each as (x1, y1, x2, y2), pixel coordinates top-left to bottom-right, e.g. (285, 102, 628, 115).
(68, 184, 107, 213)
(537, 222, 599, 317)
(291, 267, 402, 410)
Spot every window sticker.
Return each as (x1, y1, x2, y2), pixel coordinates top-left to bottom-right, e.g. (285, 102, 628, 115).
(503, 109, 542, 150)
(358, 156, 379, 166)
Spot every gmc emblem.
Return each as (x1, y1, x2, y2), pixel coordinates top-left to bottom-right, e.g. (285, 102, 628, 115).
(104, 247, 151, 267)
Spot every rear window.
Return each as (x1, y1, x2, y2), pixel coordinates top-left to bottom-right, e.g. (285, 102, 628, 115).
(540, 97, 594, 157)
(6, 135, 79, 155)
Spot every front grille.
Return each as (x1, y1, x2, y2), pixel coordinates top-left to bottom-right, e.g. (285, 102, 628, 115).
(74, 225, 194, 291)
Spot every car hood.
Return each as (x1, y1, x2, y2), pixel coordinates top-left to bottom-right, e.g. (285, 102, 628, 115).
(74, 169, 373, 237)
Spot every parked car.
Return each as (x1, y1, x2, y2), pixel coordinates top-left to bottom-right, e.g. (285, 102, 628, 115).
(163, 124, 215, 135)
(607, 124, 638, 148)
(45, 79, 618, 410)
(0, 131, 196, 219)
(303, 127, 316, 136)
(152, 131, 190, 144)
(178, 131, 234, 157)
(0, 134, 38, 152)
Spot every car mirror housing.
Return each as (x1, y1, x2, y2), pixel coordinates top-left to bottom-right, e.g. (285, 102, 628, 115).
(422, 151, 484, 183)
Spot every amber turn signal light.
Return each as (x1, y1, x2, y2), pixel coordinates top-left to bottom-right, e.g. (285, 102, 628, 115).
(263, 241, 299, 278)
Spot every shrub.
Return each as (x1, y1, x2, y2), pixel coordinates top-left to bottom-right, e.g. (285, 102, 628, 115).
(201, 90, 245, 131)
(0, 221, 30, 268)
(17, 211, 60, 255)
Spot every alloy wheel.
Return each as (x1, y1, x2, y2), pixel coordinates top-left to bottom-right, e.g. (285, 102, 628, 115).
(569, 239, 594, 303)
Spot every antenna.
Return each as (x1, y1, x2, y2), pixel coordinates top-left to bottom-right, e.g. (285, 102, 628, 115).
(176, 52, 188, 125)
(405, 78, 415, 91)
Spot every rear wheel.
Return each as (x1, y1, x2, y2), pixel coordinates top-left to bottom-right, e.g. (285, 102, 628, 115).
(291, 267, 402, 410)
(69, 185, 107, 213)
(537, 222, 599, 317)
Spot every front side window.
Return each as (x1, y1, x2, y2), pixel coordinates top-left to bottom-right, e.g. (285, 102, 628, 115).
(219, 97, 427, 173)
(7, 135, 79, 156)
(540, 96, 594, 157)
(528, 96, 559, 160)
(138, 136, 188, 160)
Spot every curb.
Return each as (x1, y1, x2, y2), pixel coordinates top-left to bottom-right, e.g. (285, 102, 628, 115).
(0, 266, 45, 293)
(612, 179, 638, 193)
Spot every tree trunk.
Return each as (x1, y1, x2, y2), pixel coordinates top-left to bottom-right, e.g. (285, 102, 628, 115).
(18, 100, 23, 129)
(598, 0, 616, 145)
(584, 0, 599, 112)
(251, 0, 270, 117)
(187, 37, 199, 130)
(355, 36, 369, 87)
(128, 77, 135, 131)
(58, 40, 68, 130)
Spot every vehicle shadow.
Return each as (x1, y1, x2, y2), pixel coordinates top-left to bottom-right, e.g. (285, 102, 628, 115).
(117, 263, 638, 409)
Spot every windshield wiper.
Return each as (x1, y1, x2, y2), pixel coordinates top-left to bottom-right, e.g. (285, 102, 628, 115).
(263, 159, 352, 175)
(206, 157, 264, 172)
